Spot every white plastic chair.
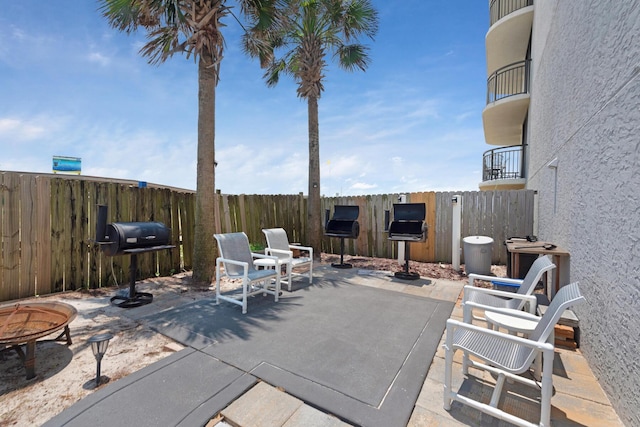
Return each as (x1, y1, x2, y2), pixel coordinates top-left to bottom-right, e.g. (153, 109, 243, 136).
(214, 232, 281, 314)
(444, 282, 585, 427)
(463, 256, 555, 323)
(262, 228, 313, 291)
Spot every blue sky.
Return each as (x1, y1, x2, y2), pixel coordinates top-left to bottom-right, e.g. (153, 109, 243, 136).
(0, 1, 489, 196)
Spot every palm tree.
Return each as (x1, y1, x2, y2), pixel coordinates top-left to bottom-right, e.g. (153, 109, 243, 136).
(243, 0, 378, 260)
(99, 0, 278, 284)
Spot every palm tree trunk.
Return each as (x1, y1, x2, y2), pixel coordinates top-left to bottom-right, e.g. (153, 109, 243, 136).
(307, 95, 322, 260)
(192, 57, 218, 284)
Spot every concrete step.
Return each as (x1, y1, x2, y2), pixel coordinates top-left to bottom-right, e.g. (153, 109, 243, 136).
(212, 382, 351, 427)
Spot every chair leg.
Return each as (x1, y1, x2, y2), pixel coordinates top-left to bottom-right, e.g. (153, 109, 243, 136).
(242, 279, 248, 314)
(490, 373, 507, 407)
(540, 347, 554, 427)
(215, 264, 221, 305)
(443, 325, 454, 410)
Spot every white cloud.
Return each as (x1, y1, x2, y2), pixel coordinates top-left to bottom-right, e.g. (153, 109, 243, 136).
(0, 116, 58, 141)
(87, 51, 111, 66)
(351, 182, 378, 190)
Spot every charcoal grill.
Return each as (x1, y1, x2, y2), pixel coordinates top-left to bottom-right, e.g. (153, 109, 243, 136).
(96, 205, 174, 308)
(324, 205, 360, 268)
(385, 203, 427, 280)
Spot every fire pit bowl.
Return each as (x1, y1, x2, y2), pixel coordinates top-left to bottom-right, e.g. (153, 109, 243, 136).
(0, 302, 77, 379)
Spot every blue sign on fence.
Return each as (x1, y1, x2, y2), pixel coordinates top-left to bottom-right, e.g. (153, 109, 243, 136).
(52, 156, 81, 174)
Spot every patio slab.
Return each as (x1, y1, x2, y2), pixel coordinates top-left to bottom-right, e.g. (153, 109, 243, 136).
(145, 276, 455, 427)
(44, 348, 257, 427)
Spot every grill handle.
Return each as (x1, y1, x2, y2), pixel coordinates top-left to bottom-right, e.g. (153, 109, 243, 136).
(96, 205, 108, 243)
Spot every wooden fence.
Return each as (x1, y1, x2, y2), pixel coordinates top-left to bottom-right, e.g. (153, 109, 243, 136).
(320, 190, 534, 265)
(1, 171, 534, 302)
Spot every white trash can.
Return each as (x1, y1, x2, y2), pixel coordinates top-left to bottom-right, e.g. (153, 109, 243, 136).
(463, 236, 494, 275)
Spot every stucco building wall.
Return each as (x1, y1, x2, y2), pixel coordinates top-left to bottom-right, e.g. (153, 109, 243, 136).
(527, 1, 640, 425)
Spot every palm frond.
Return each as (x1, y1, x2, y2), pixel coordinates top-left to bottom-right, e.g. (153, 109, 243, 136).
(264, 58, 289, 87)
(335, 43, 369, 72)
(243, 0, 377, 98)
(99, 0, 144, 32)
(343, 0, 378, 40)
(140, 25, 183, 64)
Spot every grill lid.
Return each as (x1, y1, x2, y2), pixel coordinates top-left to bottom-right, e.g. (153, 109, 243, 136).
(324, 205, 360, 238)
(331, 205, 359, 221)
(392, 203, 426, 221)
(387, 203, 427, 242)
(103, 221, 171, 256)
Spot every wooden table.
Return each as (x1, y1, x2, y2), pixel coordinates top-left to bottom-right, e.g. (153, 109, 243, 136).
(505, 240, 570, 299)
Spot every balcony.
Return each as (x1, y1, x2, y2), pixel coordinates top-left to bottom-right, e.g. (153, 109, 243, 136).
(486, 0, 534, 74)
(486, 59, 530, 103)
(482, 59, 530, 146)
(479, 145, 526, 190)
(490, 0, 534, 27)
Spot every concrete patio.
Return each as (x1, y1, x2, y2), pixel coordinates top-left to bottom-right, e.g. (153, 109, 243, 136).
(43, 264, 623, 427)
(213, 266, 624, 427)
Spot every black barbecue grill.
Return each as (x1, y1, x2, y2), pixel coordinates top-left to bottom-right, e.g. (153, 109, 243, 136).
(385, 203, 427, 280)
(324, 205, 360, 268)
(95, 205, 174, 308)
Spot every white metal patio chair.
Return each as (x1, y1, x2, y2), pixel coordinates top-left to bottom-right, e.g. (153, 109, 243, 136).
(444, 282, 585, 427)
(214, 232, 281, 314)
(262, 228, 313, 291)
(463, 256, 556, 323)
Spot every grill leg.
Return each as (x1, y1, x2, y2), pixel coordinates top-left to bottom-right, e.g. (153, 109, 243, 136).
(110, 253, 153, 308)
(331, 237, 353, 269)
(394, 243, 420, 280)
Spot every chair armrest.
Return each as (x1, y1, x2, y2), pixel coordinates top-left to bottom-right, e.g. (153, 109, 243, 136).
(463, 286, 538, 314)
(217, 257, 249, 268)
(463, 302, 541, 322)
(289, 244, 312, 254)
(288, 244, 313, 260)
(468, 273, 523, 287)
(464, 285, 529, 300)
(251, 253, 283, 266)
(216, 257, 249, 278)
(446, 319, 553, 352)
(265, 248, 293, 258)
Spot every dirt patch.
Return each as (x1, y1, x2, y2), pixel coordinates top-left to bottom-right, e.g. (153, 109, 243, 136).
(321, 253, 505, 286)
(0, 256, 503, 426)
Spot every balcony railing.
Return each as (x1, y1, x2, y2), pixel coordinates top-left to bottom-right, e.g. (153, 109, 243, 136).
(490, 0, 534, 27)
(486, 59, 530, 104)
(482, 145, 524, 181)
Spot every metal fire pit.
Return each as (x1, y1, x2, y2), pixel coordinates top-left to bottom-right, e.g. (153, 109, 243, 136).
(0, 302, 77, 379)
(386, 203, 427, 280)
(324, 205, 360, 268)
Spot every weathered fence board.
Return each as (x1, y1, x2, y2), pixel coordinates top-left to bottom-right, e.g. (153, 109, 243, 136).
(36, 176, 52, 296)
(20, 175, 37, 296)
(1, 173, 21, 300)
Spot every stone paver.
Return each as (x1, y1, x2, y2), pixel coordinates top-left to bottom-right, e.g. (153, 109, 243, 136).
(410, 284, 625, 427)
(222, 382, 304, 427)
(283, 404, 352, 427)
